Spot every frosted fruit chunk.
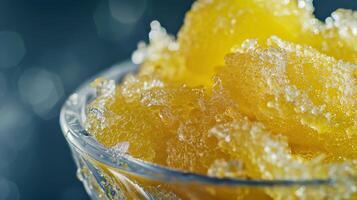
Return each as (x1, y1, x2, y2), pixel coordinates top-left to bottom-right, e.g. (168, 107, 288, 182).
(87, 75, 229, 174)
(216, 37, 357, 159)
(178, 0, 356, 85)
(210, 117, 357, 199)
(136, 1, 356, 87)
(85, 1, 357, 198)
(177, 0, 315, 84)
(313, 9, 357, 64)
(134, 21, 186, 83)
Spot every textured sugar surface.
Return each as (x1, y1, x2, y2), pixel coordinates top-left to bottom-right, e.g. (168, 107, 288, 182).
(217, 37, 357, 160)
(86, 0, 357, 199)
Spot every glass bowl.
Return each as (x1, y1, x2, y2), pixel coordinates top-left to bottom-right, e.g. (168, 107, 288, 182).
(60, 61, 355, 200)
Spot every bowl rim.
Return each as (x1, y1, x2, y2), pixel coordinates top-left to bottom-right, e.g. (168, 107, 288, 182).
(59, 60, 334, 187)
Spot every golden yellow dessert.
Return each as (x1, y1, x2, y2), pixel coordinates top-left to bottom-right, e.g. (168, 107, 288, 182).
(87, 0, 357, 199)
(139, 0, 357, 86)
(218, 37, 357, 160)
(88, 75, 230, 173)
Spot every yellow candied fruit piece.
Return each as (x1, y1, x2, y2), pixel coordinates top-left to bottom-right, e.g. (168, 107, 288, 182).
(312, 9, 357, 64)
(86, 1, 357, 199)
(209, 116, 357, 199)
(87, 74, 357, 199)
(134, 21, 186, 83)
(140, 0, 356, 87)
(178, 0, 315, 83)
(216, 37, 357, 159)
(87, 75, 230, 174)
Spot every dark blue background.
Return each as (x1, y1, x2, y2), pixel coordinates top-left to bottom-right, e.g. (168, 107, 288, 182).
(0, 0, 355, 199)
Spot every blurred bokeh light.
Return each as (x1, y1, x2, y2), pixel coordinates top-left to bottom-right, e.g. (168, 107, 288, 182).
(109, 0, 147, 24)
(0, 177, 20, 200)
(94, 1, 136, 41)
(0, 31, 25, 69)
(18, 68, 64, 119)
(0, 0, 355, 199)
(0, 72, 7, 98)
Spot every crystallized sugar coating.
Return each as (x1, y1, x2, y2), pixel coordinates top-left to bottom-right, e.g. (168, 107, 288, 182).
(210, 117, 357, 199)
(141, 0, 356, 87)
(87, 75, 231, 174)
(178, 0, 315, 85)
(315, 9, 357, 63)
(86, 0, 357, 199)
(133, 21, 186, 84)
(217, 37, 357, 159)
